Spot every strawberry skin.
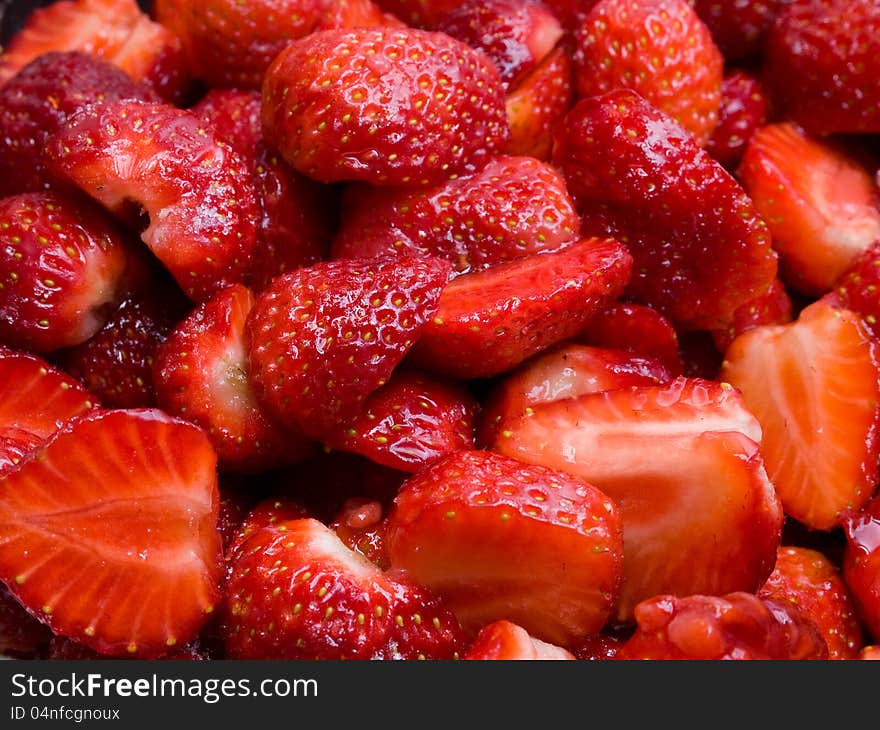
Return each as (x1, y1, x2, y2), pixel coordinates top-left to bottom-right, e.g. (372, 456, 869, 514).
(0, 409, 223, 657)
(844, 496, 880, 642)
(386, 450, 623, 647)
(710, 279, 793, 354)
(829, 242, 880, 340)
(408, 238, 632, 379)
(706, 70, 769, 170)
(464, 621, 575, 660)
(690, 0, 793, 60)
(262, 28, 510, 187)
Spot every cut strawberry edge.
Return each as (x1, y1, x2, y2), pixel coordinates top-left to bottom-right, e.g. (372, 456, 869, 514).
(463, 620, 575, 660)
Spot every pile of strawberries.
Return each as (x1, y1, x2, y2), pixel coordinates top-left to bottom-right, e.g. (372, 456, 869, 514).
(0, 0, 878, 661)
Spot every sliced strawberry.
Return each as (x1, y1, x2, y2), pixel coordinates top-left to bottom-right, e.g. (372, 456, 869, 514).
(47, 636, 210, 660)
(710, 279, 793, 354)
(758, 546, 863, 659)
(844, 495, 880, 642)
(738, 122, 880, 296)
(246, 256, 451, 441)
(332, 155, 579, 276)
(689, 0, 793, 60)
(706, 70, 769, 170)
(477, 344, 671, 447)
(464, 620, 575, 660)
(409, 238, 632, 379)
(828, 241, 880, 340)
(262, 28, 509, 187)
(492, 378, 782, 621)
(0, 409, 222, 657)
(721, 300, 880, 530)
(228, 497, 312, 558)
(554, 89, 777, 330)
(222, 517, 465, 659)
(330, 498, 389, 570)
(44, 100, 260, 302)
(616, 593, 828, 660)
(0, 431, 43, 478)
(0, 583, 52, 659)
(386, 450, 624, 646)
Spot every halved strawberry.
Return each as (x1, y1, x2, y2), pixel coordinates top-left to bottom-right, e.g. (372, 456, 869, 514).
(330, 498, 389, 570)
(738, 122, 880, 296)
(706, 70, 769, 170)
(386, 450, 623, 646)
(492, 378, 782, 621)
(0, 583, 52, 659)
(0, 409, 222, 657)
(710, 279, 793, 354)
(844, 495, 880, 642)
(464, 620, 575, 660)
(720, 300, 880, 530)
(227, 497, 312, 558)
(408, 238, 632, 379)
(828, 241, 880, 340)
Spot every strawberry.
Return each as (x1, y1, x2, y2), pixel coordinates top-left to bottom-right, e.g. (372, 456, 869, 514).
(464, 621, 575, 660)
(261, 28, 510, 187)
(386, 450, 624, 646)
(844, 495, 880, 642)
(47, 636, 210, 660)
(0, 431, 43, 478)
(228, 497, 312, 557)
(155, 284, 313, 473)
(492, 377, 782, 621)
(861, 646, 880, 660)
(155, 0, 394, 90)
(616, 593, 828, 660)
(408, 238, 632, 379)
(539, 0, 600, 30)
(710, 279, 793, 354)
(828, 242, 880, 340)
(44, 100, 260, 302)
(246, 256, 451, 442)
(324, 370, 477, 473)
(706, 70, 769, 170)
(0, 191, 142, 353)
(573, 0, 723, 145)
(222, 517, 465, 659)
(689, 0, 793, 60)
(331, 155, 580, 275)
(738, 122, 880, 296)
(370, 0, 462, 28)
(0, 409, 223, 657)
(216, 483, 259, 556)
(553, 89, 778, 330)
(330, 498, 389, 569)
(477, 344, 672, 447)
(0, 584, 52, 659)
(765, 0, 880, 135)
(573, 632, 624, 660)
(721, 300, 880, 531)
(758, 546, 863, 659)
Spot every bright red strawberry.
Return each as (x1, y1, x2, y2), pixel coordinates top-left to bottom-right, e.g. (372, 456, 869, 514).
(0, 431, 43, 478)
(331, 156, 580, 275)
(573, 0, 723, 144)
(616, 593, 828, 660)
(706, 70, 769, 170)
(738, 122, 880, 296)
(44, 100, 260, 302)
(765, 0, 880, 135)
(330, 498, 389, 569)
(722, 300, 880, 530)
(478, 344, 672, 447)
(689, 0, 793, 60)
(222, 517, 465, 659)
(228, 497, 312, 557)
(711, 279, 793, 354)
(0, 191, 142, 353)
(246, 256, 451, 441)
(554, 89, 778, 330)
(386, 450, 623, 646)
(464, 621, 575, 660)
(155, 284, 313, 473)
(758, 546, 863, 659)
(262, 28, 510, 187)
(324, 370, 477, 473)
(828, 242, 880, 340)
(0, 583, 52, 659)
(0, 409, 222, 657)
(844, 495, 880, 642)
(409, 238, 632, 379)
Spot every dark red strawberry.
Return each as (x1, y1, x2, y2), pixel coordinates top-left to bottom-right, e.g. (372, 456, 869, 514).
(44, 100, 260, 302)
(678, 331, 724, 380)
(464, 621, 575, 660)
(844, 495, 880, 642)
(690, 0, 793, 60)
(711, 279, 793, 354)
(706, 70, 769, 170)
(330, 498, 389, 569)
(47, 636, 210, 660)
(228, 497, 312, 557)
(616, 593, 828, 660)
(554, 89, 778, 330)
(386, 450, 623, 646)
(540, 0, 600, 30)
(409, 238, 632, 379)
(0, 583, 52, 659)
(370, 0, 463, 28)
(573, 632, 625, 660)
(331, 155, 580, 275)
(262, 28, 510, 187)
(573, 0, 723, 144)
(0, 409, 222, 657)
(828, 242, 880, 340)
(246, 256, 451, 441)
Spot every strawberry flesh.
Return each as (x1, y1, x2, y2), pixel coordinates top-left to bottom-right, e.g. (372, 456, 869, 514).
(463, 620, 575, 660)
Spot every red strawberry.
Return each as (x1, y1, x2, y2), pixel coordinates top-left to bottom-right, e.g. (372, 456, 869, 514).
(155, 284, 313, 473)
(758, 546, 863, 659)
(573, 632, 624, 660)
(464, 621, 575, 660)
(553, 89, 777, 330)
(222, 517, 465, 659)
(330, 498, 389, 569)
(0, 191, 141, 353)
(540, 0, 600, 30)
(0, 584, 52, 659)
(0, 431, 43, 478)
(331, 155, 580, 275)
(828, 241, 880, 340)
(573, 0, 723, 145)
(711, 279, 793, 354)
(844, 495, 880, 641)
(246, 256, 451, 441)
(0, 409, 222, 657)
(765, 0, 880, 135)
(678, 331, 724, 380)
(706, 70, 769, 170)
(370, 0, 463, 28)
(216, 482, 259, 555)
(44, 100, 260, 302)
(861, 646, 880, 660)
(386, 450, 624, 646)
(492, 377, 782, 621)
(47, 636, 210, 660)
(616, 593, 828, 660)
(738, 122, 880, 296)
(408, 238, 632, 379)
(722, 300, 880, 531)
(262, 28, 510, 187)
(228, 497, 312, 557)
(689, 0, 793, 60)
